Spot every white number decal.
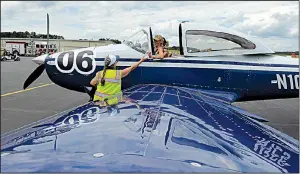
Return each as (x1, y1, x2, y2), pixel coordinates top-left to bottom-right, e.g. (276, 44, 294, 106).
(272, 74, 299, 90)
(294, 75, 299, 89)
(55, 50, 96, 75)
(287, 75, 294, 90)
(276, 74, 287, 89)
(55, 51, 75, 74)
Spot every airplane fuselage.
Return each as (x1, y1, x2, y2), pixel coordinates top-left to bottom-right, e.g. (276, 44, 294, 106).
(25, 23, 299, 102)
(44, 49, 299, 102)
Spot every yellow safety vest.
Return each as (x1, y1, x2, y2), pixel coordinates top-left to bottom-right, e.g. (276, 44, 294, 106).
(94, 69, 122, 106)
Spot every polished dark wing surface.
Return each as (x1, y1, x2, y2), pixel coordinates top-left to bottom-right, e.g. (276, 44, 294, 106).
(1, 84, 299, 172)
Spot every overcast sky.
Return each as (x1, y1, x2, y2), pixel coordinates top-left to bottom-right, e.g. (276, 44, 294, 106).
(1, 1, 299, 51)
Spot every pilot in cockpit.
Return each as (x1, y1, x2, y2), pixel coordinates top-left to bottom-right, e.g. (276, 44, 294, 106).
(149, 35, 173, 59)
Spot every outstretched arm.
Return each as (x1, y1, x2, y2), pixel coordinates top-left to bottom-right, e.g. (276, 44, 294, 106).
(122, 56, 147, 78)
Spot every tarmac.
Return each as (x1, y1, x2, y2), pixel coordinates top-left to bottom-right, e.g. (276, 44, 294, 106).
(1, 57, 299, 140)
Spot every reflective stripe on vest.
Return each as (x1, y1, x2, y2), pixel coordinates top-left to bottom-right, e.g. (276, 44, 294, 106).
(97, 71, 121, 84)
(94, 70, 122, 101)
(95, 91, 122, 100)
(116, 70, 121, 80)
(94, 91, 123, 107)
(95, 91, 108, 98)
(104, 78, 120, 83)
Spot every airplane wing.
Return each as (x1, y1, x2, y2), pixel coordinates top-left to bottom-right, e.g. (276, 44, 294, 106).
(1, 84, 299, 173)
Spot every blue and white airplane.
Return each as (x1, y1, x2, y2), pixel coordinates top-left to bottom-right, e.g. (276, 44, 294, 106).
(24, 22, 299, 102)
(1, 16, 299, 172)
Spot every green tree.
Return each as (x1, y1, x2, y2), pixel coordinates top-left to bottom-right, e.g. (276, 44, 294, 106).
(25, 31, 30, 38)
(12, 31, 17, 37)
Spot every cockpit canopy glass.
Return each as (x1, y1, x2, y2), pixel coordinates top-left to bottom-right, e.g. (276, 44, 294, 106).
(186, 30, 256, 53)
(123, 30, 149, 54)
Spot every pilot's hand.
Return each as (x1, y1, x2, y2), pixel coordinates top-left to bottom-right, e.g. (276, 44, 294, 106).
(142, 52, 152, 61)
(141, 56, 148, 62)
(146, 51, 153, 59)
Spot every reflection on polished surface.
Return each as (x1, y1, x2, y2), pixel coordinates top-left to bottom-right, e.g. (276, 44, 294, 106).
(1, 84, 299, 172)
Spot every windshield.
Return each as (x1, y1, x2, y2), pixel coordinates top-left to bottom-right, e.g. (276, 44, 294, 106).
(124, 29, 149, 54)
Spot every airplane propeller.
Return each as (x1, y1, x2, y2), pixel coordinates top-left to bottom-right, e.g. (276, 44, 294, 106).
(23, 13, 49, 90)
(23, 64, 45, 89)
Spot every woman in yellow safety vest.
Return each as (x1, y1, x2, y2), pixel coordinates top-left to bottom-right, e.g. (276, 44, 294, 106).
(90, 54, 148, 106)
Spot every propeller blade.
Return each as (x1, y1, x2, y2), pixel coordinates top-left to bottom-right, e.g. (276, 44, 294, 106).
(46, 13, 49, 54)
(23, 13, 49, 90)
(23, 64, 45, 89)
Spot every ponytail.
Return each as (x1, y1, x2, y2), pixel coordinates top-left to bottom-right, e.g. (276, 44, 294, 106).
(100, 56, 111, 86)
(101, 67, 107, 86)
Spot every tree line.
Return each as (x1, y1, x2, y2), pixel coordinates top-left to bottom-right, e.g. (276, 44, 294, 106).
(275, 51, 299, 54)
(169, 46, 180, 50)
(1, 31, 65, 39)
(99, 38, 121, 44)
(77, 38, 122, 44)
(0, 32, 123, 44)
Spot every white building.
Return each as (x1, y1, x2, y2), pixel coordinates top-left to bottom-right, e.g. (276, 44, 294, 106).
(1, 38, 115, 56)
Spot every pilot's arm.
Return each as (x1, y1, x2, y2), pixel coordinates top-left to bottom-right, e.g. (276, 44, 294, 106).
(150, 47, 164, 59)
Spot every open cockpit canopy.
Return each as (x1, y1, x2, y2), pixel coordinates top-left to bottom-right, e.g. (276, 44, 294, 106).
(185, 30, 256, 51)
(180, 22, 274, 56)
(123, 29, 150, 54)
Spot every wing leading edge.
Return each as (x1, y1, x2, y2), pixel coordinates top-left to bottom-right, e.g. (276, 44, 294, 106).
(1, 84, 299, 172)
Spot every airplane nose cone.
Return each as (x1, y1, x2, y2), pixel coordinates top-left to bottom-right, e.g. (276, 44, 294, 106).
(32, 54, 48, 65)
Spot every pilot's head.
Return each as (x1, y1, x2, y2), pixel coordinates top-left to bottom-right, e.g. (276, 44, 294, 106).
(153, 35, 163, 45)
(104, 54, 120, 69)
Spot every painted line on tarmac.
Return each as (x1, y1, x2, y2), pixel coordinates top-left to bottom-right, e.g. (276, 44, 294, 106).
(1, 83, 55, 97)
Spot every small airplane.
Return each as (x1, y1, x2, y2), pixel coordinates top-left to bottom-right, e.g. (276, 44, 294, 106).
(23, 21, 299, 102)
(1, 14, 299, 172)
